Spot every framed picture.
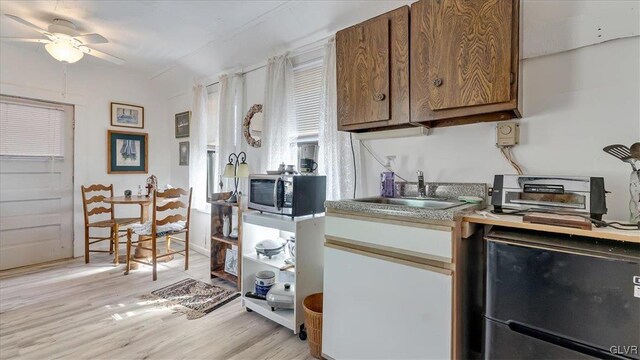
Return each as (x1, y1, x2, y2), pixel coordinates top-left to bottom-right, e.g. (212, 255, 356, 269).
(175, 111, 191, 138)
(224, 248, 238, 276)
(111, 102, 144, 129)
(107, 130, 148, 174)
(179, 141, 189, 166)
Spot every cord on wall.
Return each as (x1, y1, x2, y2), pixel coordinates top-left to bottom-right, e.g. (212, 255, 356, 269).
(350, 133, 357, 198)
(360, 140, 409, 182)
(500, 146, 524, 175)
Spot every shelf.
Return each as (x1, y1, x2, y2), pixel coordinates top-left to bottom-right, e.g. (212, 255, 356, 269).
(211, 233, 238, 246)
(243, 211, 310, 232)
(210, 200, 240, 208)
(243, 252, 295, 273)
(243, 296, 294, 331)
(211, 269, 238, 284)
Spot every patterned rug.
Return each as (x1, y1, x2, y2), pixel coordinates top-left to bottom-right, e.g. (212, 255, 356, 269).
(141, 278, 240, 320)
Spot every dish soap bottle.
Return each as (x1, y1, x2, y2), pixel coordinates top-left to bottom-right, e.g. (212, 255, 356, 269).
(380, 156, 396, 198)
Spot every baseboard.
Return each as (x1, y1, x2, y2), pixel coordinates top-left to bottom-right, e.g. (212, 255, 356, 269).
(190, 243, 209, 257)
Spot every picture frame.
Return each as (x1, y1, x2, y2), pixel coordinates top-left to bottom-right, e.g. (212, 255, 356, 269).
(107, 130, 148, 174)
(111, 102, 144, 129)
(175, 111, 191, 138)
(179, 141, 189, 166)
(224, 248, 238, 276)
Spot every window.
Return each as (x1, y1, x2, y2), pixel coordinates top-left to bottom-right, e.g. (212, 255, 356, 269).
(293, 60, 323, 167)
(293, 60, 323, 140)
(206, 89, 219, 202)
(207, 147, 217, 200)
(0, 100, 65, 157)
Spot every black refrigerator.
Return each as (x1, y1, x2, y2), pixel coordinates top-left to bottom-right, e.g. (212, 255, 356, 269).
(484, 228, 640, 359)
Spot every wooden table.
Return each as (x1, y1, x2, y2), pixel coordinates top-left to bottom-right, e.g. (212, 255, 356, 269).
(103, 196, 173, 269)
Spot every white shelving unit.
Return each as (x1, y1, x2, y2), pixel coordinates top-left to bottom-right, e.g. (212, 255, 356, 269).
(241, 211, 325, 338)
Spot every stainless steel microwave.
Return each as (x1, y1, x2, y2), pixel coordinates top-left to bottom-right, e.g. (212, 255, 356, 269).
(248, 174, 326, 217)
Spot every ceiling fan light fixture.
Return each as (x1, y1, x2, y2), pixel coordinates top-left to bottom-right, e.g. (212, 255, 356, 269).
(45, 40, 84, 63)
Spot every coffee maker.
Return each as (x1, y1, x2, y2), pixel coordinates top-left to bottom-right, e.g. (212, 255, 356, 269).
(298, 143, 319, 175)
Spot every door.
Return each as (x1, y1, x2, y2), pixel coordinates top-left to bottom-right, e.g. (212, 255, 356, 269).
(0, 96, 74, 270)
(336, 15, 391, 127)
(248, 177, 279, 212)
(323, 244, 452, 359)
(412, 0, 514, 114)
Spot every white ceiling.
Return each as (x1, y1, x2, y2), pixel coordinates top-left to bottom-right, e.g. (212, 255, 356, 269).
(0, 0, 412, 95)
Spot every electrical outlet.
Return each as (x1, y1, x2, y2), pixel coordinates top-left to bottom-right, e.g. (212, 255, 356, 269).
(496, 122, 520, 147)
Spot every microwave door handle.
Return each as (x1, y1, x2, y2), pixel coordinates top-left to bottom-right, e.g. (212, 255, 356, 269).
(273, 178, 281, 210)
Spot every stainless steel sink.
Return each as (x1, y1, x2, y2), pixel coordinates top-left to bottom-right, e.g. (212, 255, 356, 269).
(352, 197, 464, 210)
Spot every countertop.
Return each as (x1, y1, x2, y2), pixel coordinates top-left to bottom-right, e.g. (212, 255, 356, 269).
(325, 182, 487, 222)
(325, 198, 480, 222)
(463, 213, 640, 244)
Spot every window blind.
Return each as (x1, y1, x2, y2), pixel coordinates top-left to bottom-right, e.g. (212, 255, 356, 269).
(0, 101, 65, 157)
(293, 62, 323, 137)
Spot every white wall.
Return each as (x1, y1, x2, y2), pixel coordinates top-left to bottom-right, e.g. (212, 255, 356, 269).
(0, 43, 173, 257)
(163, 1, 640, 258)
(166, 67, 268, 256)
(166, 90, 213, 254)
(359, 37, 640, 221)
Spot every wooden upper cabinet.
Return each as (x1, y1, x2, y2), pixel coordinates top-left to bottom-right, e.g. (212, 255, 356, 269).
(411, 0, 522, 127)
(337, 6, 410, 131)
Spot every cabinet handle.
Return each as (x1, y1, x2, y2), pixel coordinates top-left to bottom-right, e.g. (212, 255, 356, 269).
(433, 78, 443, 87)
(373, 93, 386, 101)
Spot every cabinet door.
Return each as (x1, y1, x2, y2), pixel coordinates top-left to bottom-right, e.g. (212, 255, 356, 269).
(337, 16, 390, 127)
(323, 245, 452, 359)
(412, 0, 518, 123)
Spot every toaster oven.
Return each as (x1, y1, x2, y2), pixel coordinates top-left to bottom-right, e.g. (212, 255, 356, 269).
(491, 175, 607, 220)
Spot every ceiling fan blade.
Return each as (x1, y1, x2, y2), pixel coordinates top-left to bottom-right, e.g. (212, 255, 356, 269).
(74, 33, 108, 44)
(83, 47, 124, 65)
(0, 37, 50, 43)
(5, 14, 51, 35)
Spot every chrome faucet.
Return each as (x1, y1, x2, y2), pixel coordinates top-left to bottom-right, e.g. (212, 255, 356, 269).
(416, 170, 427, 198)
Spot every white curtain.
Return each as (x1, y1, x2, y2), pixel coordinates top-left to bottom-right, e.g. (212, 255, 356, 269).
(318, 37, 355, 200)
(189, 84, 209, 210)
(263, 54, 296, 170)
(217, 73, 245, 194)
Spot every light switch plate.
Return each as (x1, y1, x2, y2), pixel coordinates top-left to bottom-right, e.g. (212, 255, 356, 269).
(496, 122, 519, 147)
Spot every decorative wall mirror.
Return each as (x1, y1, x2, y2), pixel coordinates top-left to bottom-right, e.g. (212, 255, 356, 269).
(243, 104, 263, 148)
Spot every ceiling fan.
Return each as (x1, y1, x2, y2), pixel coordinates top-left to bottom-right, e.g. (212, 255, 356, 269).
(1, 14, 124, 65)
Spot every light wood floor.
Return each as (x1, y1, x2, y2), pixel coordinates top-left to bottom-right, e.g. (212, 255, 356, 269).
(0, 251, 313, 360)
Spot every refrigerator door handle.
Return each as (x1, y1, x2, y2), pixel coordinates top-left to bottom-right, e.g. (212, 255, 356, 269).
(507, 321, 630, 360)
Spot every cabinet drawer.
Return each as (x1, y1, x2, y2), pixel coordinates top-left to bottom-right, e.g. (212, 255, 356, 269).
(325, 215, 452, 263)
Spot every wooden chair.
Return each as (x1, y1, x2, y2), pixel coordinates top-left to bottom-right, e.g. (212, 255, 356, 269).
(125, 187, 192, 281)
(81, 184, 140, 264)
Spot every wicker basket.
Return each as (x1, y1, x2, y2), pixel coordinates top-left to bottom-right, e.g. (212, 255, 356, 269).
(303, 293, 324, 359)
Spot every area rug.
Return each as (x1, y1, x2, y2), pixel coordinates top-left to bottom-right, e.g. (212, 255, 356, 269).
(141, 278, 240, 320)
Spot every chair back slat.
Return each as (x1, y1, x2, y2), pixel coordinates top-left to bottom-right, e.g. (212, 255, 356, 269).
(156, 214, 187, 226)
(156, 188, 189, 198)
(81, 184, 114, 226)
(83, 184, 112, 192)
(86, 195, 107, 204)
(88, 207, 111, 216)
(156, 201, 188, 212)
(151, 188, 192, 235)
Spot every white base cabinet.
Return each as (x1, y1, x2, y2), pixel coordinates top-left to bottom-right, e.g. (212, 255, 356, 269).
(323, 244, 452, 359)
